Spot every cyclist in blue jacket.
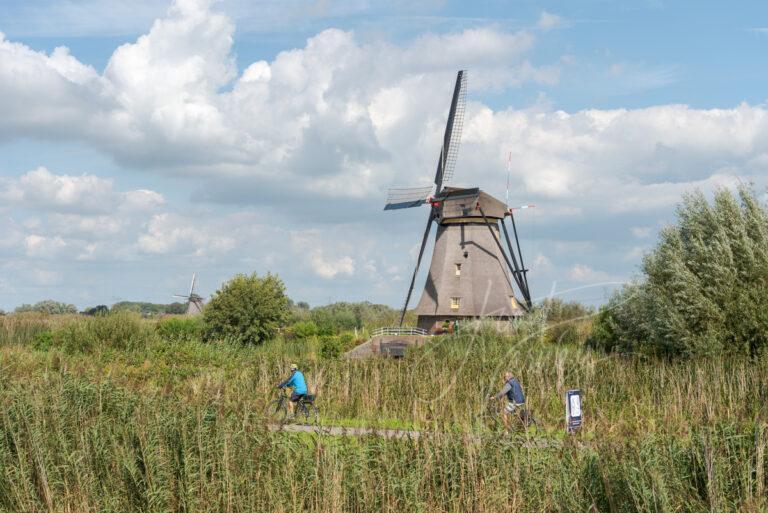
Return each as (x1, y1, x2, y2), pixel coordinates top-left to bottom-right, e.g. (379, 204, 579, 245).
(277, 363, 308, 417)
(489, 371, 526, 430)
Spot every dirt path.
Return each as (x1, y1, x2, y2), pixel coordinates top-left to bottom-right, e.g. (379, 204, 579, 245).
(268, 423, 421, 439)
(268, 423, 561, 448)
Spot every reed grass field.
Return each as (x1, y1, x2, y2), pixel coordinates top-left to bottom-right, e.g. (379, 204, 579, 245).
(0, 312, 766, 512)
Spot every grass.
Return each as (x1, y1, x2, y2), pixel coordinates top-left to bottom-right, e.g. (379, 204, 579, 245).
(0, 313, 766, 511)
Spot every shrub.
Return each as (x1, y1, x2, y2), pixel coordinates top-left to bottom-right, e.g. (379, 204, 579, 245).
(203, 273, 289, 345)
(319, 335, 344, 359)
(292, 320, 319, 339)
(311, 308, 358, 336)
(592, 185, 768, 358)
(33, 330, 54, 351)
(156, 317, 203, 343)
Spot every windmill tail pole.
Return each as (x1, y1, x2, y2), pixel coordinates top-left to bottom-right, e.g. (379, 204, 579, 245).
(399, 215, 434, 326)
(501, 216, 531, 309)
(477, 206, 529, 312)
(502, 217, 531, 309)
(507, 212, 532, 308)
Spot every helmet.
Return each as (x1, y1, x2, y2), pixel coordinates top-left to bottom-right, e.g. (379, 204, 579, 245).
(289, 363, 298, 371)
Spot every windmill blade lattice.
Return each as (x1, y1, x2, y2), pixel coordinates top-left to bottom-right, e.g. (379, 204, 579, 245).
(384, 186, 434, 210)
(439, 71, 467, 189)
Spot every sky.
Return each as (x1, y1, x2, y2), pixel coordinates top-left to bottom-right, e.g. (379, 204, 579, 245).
(0, 0, 767, 311)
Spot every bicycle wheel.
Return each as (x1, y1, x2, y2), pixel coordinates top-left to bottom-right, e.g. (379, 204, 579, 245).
(297, 402, 319, 426)
(519, 409, 539, 433)
(481, 404, 502, 433)
(264, 399, 288, 423)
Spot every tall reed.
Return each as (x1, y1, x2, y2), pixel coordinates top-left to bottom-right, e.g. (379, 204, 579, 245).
(0, 313, 766, 511)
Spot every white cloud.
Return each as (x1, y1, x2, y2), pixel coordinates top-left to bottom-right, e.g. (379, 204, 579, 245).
(0, 167, 114, 212)
(568, 264, 616, 283)
(631, 227, 652, 238)
(24, 234, 66, 258)
(460, 104, 768, 213)
(530, 254, 554, 274)
(290, 230, 356, 279)
(3, 0, 765, 221)
(49, 214, 124, 237)
(29, 269, 60, 286)
(0, 168, 167, 268)
(137, 213, 238, 256)
(605, 174, 741, 213)
(122, 190, 165, 210)
(537, 11, 564, 31)
(553, 241, 594, 255)
(0, 167, 165, 214)
(623, 246, 648, 262)
(0, 0, 556, 191)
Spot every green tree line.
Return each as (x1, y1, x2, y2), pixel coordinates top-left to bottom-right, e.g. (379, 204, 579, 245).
(591, 184, 768, 358)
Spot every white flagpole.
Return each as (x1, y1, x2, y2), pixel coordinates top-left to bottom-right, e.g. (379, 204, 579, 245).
(506, 151, 511, 208)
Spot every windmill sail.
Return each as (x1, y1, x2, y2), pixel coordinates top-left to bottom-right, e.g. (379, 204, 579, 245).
(391, 70, 468, 325)
(434, 70, 467, 192)
(384, 186, 433, 210)
(397, 214, 435, 325)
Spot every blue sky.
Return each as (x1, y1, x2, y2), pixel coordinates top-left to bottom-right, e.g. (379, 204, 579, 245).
(0, 0, 767, 311)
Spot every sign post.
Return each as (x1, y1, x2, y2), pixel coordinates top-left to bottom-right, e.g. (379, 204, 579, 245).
(565, 389, 582, 434)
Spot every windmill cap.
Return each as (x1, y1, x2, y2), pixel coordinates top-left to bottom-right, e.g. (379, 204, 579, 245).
(290, 363, 298, 370)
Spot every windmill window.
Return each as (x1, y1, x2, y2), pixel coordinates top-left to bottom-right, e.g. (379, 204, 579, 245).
(451, 297, 461, 310)
(455, 263, 461, 276)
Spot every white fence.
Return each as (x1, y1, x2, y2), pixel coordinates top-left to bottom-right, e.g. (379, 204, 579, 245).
(370, 326, 429, 337)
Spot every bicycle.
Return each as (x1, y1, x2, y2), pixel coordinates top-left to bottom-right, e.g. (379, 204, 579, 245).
(264, 389, 319, 425)
(483, 396, 539, 434)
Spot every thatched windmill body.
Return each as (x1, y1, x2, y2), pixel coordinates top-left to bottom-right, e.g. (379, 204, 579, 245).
(174, 273, 205, 316)
(384, 71, 532, 333)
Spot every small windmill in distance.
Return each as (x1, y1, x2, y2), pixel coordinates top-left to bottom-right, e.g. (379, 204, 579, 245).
(174, 273, 205, 316)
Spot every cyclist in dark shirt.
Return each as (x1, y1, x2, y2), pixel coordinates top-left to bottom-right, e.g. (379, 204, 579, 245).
(489, 371, 526, 431)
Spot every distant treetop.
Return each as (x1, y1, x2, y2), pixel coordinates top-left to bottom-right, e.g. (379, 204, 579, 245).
(15, 300, 77, 315)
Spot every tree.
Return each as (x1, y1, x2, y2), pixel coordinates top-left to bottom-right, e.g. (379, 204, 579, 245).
(83, 305, 109, 316)
(203, 272, 289, 345)
(112, 301, 182, 316)
(165, 302, 188, 315)
(590, 185, 768, 358)
(15, 300, 77, 315)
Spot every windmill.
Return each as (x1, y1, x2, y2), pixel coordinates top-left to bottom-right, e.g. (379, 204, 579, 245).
(174, 273, 205, 316)
(384, 70, 532, 332)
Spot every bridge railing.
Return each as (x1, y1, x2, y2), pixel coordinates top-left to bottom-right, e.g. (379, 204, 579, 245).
(370, 326, 429, 338)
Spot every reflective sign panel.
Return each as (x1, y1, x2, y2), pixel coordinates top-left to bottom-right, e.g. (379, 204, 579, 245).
(566, 389, 583, 433)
